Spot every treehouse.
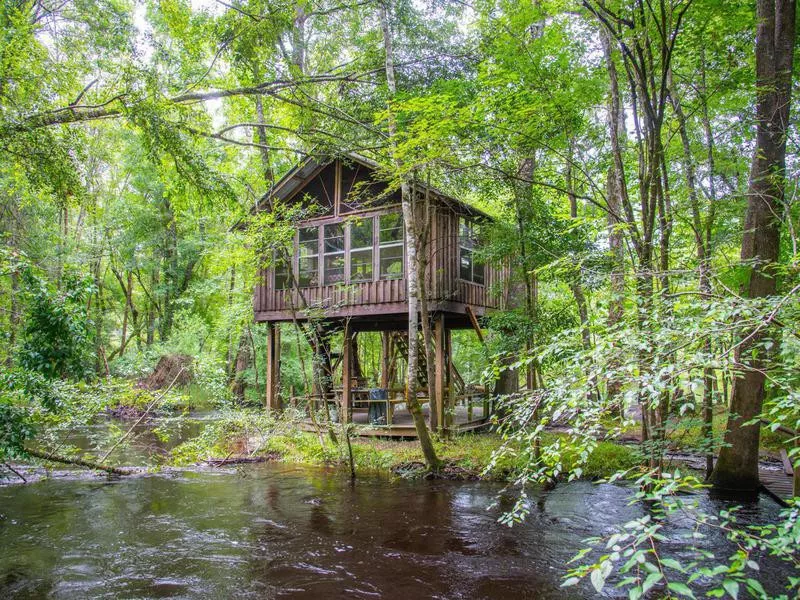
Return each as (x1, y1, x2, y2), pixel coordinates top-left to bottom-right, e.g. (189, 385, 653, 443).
(254, 153, 510, 436)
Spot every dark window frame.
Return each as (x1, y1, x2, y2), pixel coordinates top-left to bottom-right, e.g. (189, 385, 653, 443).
(273, 212, 406, 289)
(348, 216, 375, 283)
(458, 216, 485, 285)
(378, 213, 404, 280)
(323, 223, 346, 285)
(298, 225, 320, 287)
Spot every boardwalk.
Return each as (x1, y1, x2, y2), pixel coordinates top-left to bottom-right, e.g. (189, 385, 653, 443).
(302, 405, 490, 438)
(760, 450, 796, 506)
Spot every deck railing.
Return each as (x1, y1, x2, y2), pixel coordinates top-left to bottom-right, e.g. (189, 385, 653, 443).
(287, 389, 492, 430)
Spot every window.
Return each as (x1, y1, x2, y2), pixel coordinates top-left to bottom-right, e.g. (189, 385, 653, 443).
(349, 217, 373, 282)
(459, 217, 484, 284)
(298, 226, 319, 287)
(323, 223, 345, 285)
(274, 251, 290, 290)
(379, 213, 404, 279)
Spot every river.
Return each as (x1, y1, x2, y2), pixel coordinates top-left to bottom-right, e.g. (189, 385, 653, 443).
(0, 416, 792, 599)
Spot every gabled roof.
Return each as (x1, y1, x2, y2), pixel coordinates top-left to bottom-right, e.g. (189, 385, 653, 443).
(256, 151, 493, 220)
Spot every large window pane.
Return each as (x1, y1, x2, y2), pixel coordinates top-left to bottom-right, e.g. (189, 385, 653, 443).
(351, 217, 373, 249)
(349, 217, 374, 282)
(351, 248, 373, 281)
(458, 217, 485, 284)
(299, 256, 318, 287)
(324, 223, 345, 285)
(324, 254, 345, 285)
(299, 226, 318, 257)
(380, 245, 403, 279)
(324, 223, 344, 253)
(379, 213, 404, 280)
(298, 227, 319, 287)
(459, 248, 472, 280)
(380, 213, 403, 243)
(459, 217, 473, 249)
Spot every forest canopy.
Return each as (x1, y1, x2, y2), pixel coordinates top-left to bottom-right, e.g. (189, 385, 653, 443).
(1, 0, 799, 597)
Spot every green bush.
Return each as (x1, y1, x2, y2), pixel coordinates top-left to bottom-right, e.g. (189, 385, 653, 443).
(18, 268, 95, 380)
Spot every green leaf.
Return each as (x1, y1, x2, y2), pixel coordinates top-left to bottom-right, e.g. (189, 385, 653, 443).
(590, 561, 613, 594)
(561, 577, 581, 588)
(661, 558, 685, 572)
(722, 579, 739, 599)
(745, 578, 766, 597)
(642, 572, 662, 594)
(666, 582, 696, 598)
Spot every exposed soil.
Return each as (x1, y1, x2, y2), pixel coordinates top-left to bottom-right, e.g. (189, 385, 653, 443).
(138, 354, 193, 390)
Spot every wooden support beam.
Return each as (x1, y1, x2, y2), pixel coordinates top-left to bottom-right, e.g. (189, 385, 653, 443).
(465, 305, 484, 343)
(380, 331, 391, 388)
(341, 322, 352, 424)
(445, 326, 454, 429)
(434, 314, 446, 433)
(265, 322, 281, 411)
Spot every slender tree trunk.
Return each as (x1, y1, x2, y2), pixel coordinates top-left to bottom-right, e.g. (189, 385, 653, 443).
(161, 197, 178, 340)
(601, 28, 627, 413)
(254, 97, 274, 192)
(146, 263, 158, 346)
(231, 331, 250, 400)
(226, 265, 237, 379)
(7, 204, 20, 366)
(565, 141, 591, 351)
(668, 68, 717, 478)
(94, 267, 105, 376)
(712, 0, 796, 492)
(119, 270, 133, 357)
(415, 182, 438, 430)
(380, 1, 439, 469)
(699, 48, 719, 479)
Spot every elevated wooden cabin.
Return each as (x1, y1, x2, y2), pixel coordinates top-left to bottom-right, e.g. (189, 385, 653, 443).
(254, 153, 508, 435)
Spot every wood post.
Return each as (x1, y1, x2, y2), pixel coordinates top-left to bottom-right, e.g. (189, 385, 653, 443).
(265, 322, 281, 411)
(434, 313, 446, 433)
(795, 436, 799, 498)
(341, 322, 352, 424)
(381, 331, 391, 388)
(446, 327, 454, 428)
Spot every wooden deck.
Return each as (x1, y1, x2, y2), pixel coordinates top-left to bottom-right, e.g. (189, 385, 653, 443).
(300, 404, 490, 438)
(760, 450, 797, 506)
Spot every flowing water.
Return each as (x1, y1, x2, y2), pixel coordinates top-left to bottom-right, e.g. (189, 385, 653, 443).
(0, 418, 792, 599)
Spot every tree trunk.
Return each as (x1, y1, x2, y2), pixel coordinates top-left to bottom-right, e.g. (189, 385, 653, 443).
(119, 270, 133, 357)
(415, 181, 439, 430)
(712, 0, 796, 492)
(668, 68, 717, 479)
(161, 197, 178, 340)
(146, 263, 158, 345)
(7, 209, 20, 366)
(380, 1, 440, 470)
(601, 29, 627, 411)
(226, 265, 237, 378)
(565, 140, 591, 351)
(231, 331, 250, 400)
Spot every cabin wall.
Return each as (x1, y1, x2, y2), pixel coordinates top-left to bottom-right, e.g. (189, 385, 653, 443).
(254, 159, 509, 322)
(428, 204, 506, 311)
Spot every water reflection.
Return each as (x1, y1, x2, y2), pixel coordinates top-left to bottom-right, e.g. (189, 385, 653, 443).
(0, 463, 789, 599)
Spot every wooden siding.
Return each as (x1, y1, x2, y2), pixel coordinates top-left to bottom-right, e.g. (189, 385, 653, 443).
(254, 158, 509, 322)
(257, 277, 408, 314)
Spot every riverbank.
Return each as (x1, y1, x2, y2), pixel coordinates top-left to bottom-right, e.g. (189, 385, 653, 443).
(6, 396, 790, 486)
(165, 413, 645, 482)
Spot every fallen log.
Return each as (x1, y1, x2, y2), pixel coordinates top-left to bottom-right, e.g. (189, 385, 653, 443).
(203, 455, 276, 467)
(24, 448, 131, 476)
